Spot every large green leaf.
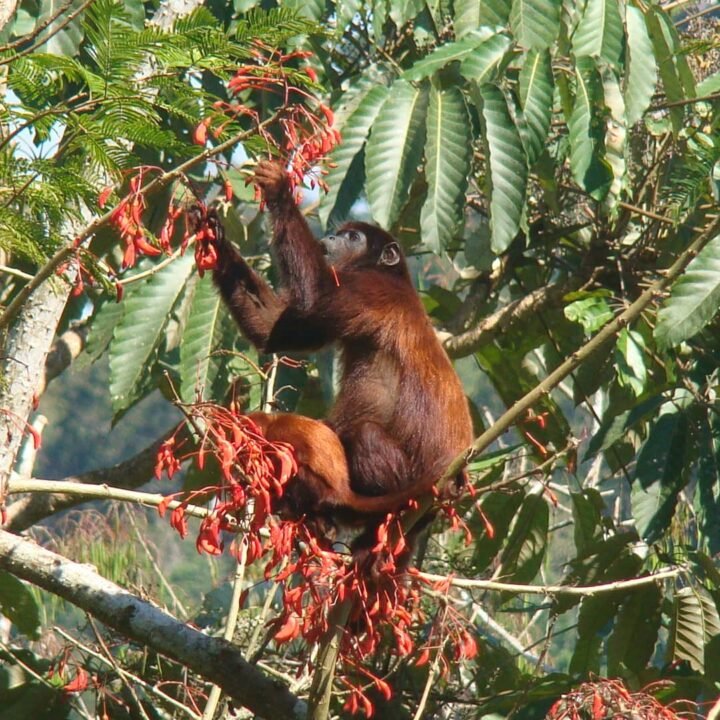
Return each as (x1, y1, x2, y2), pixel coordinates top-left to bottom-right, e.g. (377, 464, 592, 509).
(694, 410, 720, 555)
(567, 57, 612, 199)
(518, 49, 553, 166)
(319, 82, 390, 227)
(388, 0, 425, 27)
(624, 6, 657, 126)
(459, 33, 512, 83)
(655, 235, 720, 349)
(572, 0, 624, 66)
(631, 411, 688, 543)
(497, 493, 548, 586)
(365, 80, 428, 229)
(669, 585, 720, 673)
(479, 85, 527, 254)
(607, 583, 662, 675)
(179, 275, 227, 402)
(570, 490, 603, 557)
(403, 29, 499, 81)
(109, 254, 195, 414)
(644, 6, 695, 134)
(509, 0, 559, 50)
(454, 0, 511, 35)
(420, 86, 471, 253)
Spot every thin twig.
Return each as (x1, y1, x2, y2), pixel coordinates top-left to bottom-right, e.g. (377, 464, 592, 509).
(7, 478, 223, 525)
(87, 615, 153, 720)
(415, 567, 684, 596)
(54, 626, 201, 719)
(125, 506, 189, 619)
(201, 543, 248, 720)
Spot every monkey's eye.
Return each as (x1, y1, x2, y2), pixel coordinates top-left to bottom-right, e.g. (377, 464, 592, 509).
(348, 231, 362, 242)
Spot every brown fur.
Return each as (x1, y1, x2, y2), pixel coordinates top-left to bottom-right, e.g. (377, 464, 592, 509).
(201, 161, 473, 547)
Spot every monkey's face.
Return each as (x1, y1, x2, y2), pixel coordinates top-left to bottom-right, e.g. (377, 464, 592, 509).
(320, 226, 402, 272)
(320, 228, 368, 268)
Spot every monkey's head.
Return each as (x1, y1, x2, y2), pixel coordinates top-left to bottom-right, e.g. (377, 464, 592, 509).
(320, 222, 409, 278)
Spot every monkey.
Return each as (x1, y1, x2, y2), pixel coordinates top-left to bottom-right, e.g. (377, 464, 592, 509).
(191, 160, 473, 553)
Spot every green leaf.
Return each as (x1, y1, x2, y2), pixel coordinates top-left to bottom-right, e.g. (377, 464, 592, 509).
(365, 80, 429, 229)
(572, 0, 624, 66)
(615, 328, 647, 397)
(109, 254, 195, 415)
(479, 85, 527, 254)
(644, 6, 695, 134)
(655, 235, 720, 348)
(471, 492, 524, 573)
(632, 411, 688, 542)
(568, 57, 612, 199)
(509, 0, 559, 50)
(319, 82, 390, 227)
(498, 494, 548, 586)
(459, 33, 512, 83)
(669, 585, 720, 673)
(420, 86, 471, 253)
(564, 295, 613, 334)
(454, 0, 511, 35)
(624, 6, 657, 126)
(0, 571, 40, 639)
(570, 490, 603, 557)
(607, 583, 662, 675)
(584, 395, 665, 461)
(179, 275, 227, 402)
(694, 411, 720, 555)
(518, 49, 554, 166)
(403, 29, 500, 81)
(82, 297, 125, 365)
(389, 0, 425, 26)
(280, 0, 325, 21)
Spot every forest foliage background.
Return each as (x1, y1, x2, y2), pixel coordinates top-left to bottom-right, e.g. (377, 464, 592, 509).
(1, 0, 720, 718)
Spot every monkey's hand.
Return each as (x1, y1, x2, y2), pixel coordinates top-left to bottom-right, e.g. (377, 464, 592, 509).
(254, 160, 292, 205)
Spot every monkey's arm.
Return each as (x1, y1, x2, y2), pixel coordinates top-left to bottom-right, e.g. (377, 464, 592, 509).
(197, 209, 331, 353)
(255, 161, 332, 311)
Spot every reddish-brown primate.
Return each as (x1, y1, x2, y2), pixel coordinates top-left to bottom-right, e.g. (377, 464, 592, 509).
(194, 161, 472, 548)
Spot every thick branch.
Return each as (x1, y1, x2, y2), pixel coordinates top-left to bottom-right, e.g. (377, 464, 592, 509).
(443, 280, 573, 358)
(0, 530, 304, 720)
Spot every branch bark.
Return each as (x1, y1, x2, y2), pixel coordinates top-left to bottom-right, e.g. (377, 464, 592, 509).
(443, 280, 574, 358)
(0, 530, 305, 720)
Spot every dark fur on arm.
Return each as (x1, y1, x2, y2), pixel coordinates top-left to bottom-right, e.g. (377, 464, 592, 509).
(255, 161, 332, 311)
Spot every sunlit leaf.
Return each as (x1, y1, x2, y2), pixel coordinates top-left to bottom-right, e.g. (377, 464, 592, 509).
(479, 85, 527, 254)
(421, 86, 471, 253)
(655, 235, 720, 348)
(365, 80, 428, 228)
(509, 0, 559, 50)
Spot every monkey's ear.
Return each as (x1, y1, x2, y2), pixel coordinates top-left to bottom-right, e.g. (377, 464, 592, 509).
(379, 242, 401, 267)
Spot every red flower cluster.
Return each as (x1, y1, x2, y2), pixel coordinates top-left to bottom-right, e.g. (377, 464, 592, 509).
(155, 403, 479, 717)
(105, 170, 162, 270)
(192, 42, 340, 202)
(547, 678, 693, 720)
(155, 404, 296, 556)
(186, 204, 219, 276)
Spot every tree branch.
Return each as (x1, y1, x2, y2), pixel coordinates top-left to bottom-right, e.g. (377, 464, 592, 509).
(443, 281, 574, 358)
(0, 530, 305, 720)
(415, 567, 685, 596)
(4, 433, 169, 532)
